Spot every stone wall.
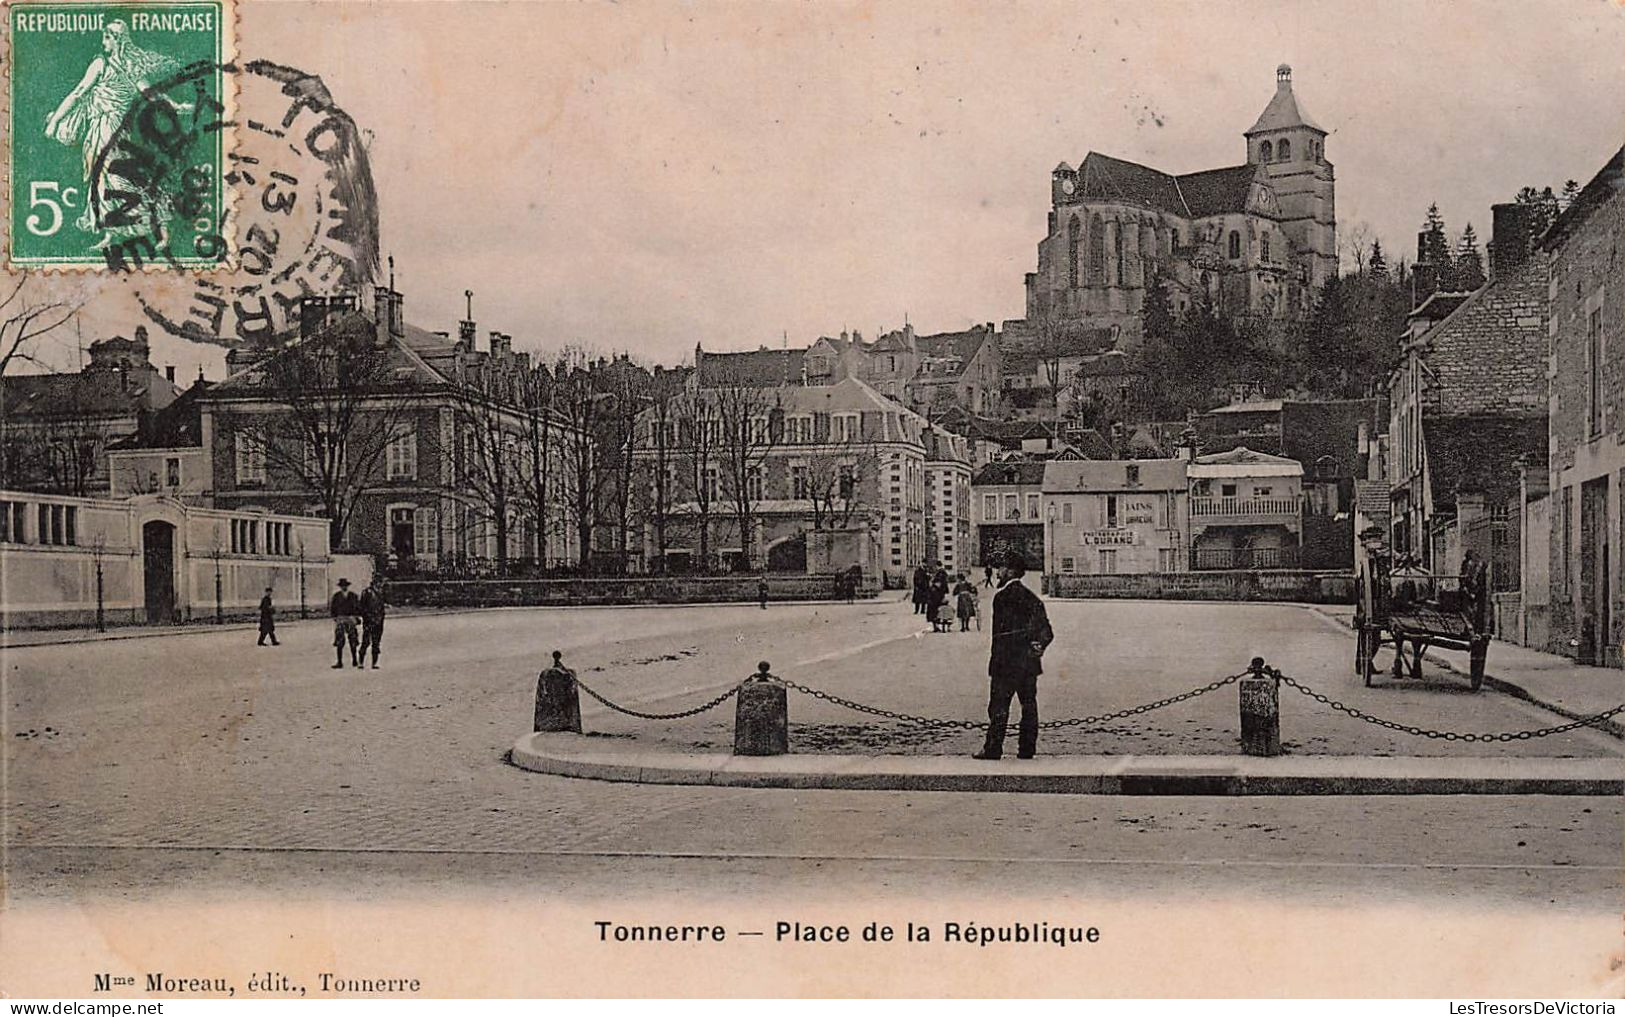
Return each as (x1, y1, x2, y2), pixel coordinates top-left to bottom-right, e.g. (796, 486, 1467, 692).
(1430, 256, 1549, 417)
(388, 573, 878, 609)
(1049, 569, 1353, 603)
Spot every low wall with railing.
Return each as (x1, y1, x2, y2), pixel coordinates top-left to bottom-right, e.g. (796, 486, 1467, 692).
(1048, 569, 1354, 604)
(388, 573, 879, 609)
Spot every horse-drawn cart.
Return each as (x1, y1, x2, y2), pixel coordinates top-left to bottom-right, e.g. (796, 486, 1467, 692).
(1354, 540, 1491, 690)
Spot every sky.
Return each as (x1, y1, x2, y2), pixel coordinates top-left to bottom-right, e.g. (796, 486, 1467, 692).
(16, 0, 1625, 380)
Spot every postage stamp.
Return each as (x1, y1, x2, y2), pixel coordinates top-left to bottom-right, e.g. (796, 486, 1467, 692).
(6, 0, 232, 269)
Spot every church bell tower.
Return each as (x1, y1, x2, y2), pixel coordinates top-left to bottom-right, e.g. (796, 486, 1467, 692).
(1245, 64, 1337, 291)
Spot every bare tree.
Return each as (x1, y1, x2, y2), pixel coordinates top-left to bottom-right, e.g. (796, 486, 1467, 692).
(641, 380, 680, 570)
(449, 357, 524, 570)
(0, 278, 79, 488)
(215, 322, 416, 549)
(517, 365, 560, 567)
(550, 349, 612, 568)
(598, 358, 650, 572)
(671, 387, 720, 569)
(805, 439, 881, 531)
(712, 371, 780, 569)
(0, 277, 76, 378)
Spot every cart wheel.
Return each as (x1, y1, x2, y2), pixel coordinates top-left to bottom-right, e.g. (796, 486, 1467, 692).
(1469, 638, 1487, 691)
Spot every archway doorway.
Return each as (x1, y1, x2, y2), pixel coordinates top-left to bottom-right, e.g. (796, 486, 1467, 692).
(142, 520, 177, 624)
(766, 533, 807, 573)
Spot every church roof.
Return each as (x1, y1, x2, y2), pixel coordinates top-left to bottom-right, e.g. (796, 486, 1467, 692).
(1177, 164, 1264, 218)
(1074, 153, 1266, 220)
(1077, 153, 1190, 218)
(1245, 67, 1325, 135)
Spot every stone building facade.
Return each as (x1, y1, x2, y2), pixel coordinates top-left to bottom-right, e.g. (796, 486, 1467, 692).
(1386, 206, 1548, 575)
(0, 328, 182, 496)
(1023, 65, 1335, 347)
(199, 290, 584, 569)
(635, 376, 946, 584)
(1544, 144, 1625, 664)
(1041, 459, 1190, 576)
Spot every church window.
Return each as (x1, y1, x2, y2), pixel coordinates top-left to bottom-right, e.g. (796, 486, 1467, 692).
(1277, 139, 1292, 162)
(1067, 215, 1081, 288)
(1260, 140, 1273, 162)
(1112, 224, 1124, 284)
(1261, 233, 1271, 263)
(1088, 213, 1105, 283)
(1171, 228, 1180, 250)
(1228, 231, 1241, 260)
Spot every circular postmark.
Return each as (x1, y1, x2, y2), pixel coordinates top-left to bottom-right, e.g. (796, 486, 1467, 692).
(91, 58, 380, 346)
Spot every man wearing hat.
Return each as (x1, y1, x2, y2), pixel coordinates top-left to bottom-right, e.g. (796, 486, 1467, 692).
(329, 578, 362, 669)
(974, 550, 1053, 760)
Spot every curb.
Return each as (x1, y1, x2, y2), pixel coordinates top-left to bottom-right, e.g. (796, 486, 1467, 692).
(509, 734, 1624, 796)
(1303, 605, 1625, 740)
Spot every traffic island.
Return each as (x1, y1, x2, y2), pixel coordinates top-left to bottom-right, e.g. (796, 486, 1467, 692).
(508, 732, 1625, 795)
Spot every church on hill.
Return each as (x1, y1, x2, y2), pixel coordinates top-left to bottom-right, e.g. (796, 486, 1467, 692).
(1023, 64, 1337, 347)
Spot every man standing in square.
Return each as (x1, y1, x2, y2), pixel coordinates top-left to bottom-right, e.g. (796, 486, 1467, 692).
(330, 578, 361, 669)
(358, 576, 387, 669)
(974, 550, 1053, 760)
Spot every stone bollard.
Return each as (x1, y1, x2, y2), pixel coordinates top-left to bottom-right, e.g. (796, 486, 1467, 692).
(734, 661, 789, 756)
(535, 650, 582, 733)
(1239, 656, 1281, 757)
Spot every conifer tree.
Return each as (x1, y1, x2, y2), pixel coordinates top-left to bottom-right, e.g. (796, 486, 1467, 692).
(1455, 223, 1486, 290)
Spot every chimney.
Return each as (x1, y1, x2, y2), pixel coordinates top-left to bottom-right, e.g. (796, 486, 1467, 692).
(458, 318, 476, 348)
(1490, 202, 1531, 279)
(1356, 420, 1371, 480)
(1411, 262, 1439, 308)
(165, 365, 176, 384)
(373, 285, 404, 343)
(299, 295, 330, 338)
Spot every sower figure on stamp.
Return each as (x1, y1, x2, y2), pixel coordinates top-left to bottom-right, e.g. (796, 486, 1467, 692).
(257, 586, 279, 646)
(329, 578, 361, 669)
(358, 577, 387, 669)
(974, 550, 1053, 761)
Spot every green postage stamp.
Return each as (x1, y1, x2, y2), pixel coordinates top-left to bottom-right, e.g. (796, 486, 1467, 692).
(7, 0, 233, 269)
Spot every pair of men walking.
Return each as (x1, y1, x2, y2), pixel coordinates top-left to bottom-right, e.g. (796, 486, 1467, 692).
(330, 577, 387, 669)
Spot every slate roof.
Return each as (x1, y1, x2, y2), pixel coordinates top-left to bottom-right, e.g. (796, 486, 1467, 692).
(1043, 458, 1188, 493)
(209, 311, 453, 394)
(972, 460, 1047, 487)
(1354, 479, 1392, 522)
(1178, 165, 1264, 218)
(1245, 73, 1325, 135)
(2, 367, 177, 422)
(108, 381, 211, 449)
(695, 346, 805, 387)
(1074, 153, 1265, 219)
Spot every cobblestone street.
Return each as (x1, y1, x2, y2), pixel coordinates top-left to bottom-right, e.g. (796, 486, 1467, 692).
(5, 595, 1623, 995)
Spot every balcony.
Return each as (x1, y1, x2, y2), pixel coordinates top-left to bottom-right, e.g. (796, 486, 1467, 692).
(1189, 496, 1302, 525)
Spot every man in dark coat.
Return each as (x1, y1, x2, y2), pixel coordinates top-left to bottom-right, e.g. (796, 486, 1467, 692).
(358, 577, 387, 669)
(256, 586, 279, 646)
(911, 565, 929, 614)
(330, 578, 361, 669)
(974, 551, 1053, 760)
